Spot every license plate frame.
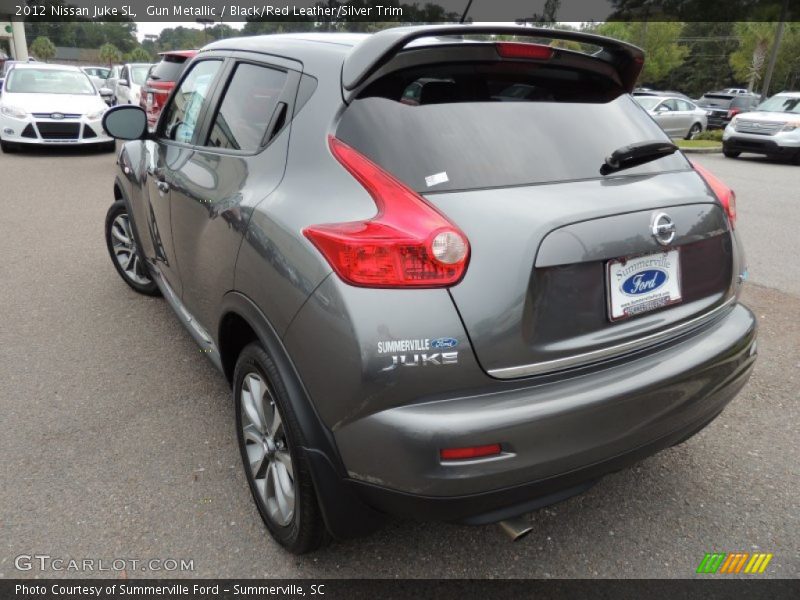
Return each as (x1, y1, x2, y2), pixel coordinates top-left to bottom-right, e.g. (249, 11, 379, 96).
(606, 249, 682, 321)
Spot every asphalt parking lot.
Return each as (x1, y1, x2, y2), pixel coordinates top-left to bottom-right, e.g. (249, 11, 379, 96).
(0, 148, 797, 579)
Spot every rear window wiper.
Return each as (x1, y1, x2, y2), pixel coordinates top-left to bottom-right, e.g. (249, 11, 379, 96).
(601, 140, 678, 175)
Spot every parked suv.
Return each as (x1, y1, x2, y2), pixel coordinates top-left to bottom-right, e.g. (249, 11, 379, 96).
(101, 26, 756, 553)
(696, 91, 760, 129)
(139, 50, 197, 129)
(722, 91, 800, 162)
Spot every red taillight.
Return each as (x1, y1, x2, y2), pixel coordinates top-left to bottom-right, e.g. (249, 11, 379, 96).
(303, 136, 470, 288)
(692, 161, 737, 228)
(440, 444, 502, 461)
(727, 107, 741, 119)
(496, 42, 554, 60)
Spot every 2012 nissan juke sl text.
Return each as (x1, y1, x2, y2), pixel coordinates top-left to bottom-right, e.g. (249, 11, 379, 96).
(101, 25, 757, 553)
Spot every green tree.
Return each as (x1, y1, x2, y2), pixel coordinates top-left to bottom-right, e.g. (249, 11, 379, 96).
(730, 22, 799, 94)
(126, 46, 152, 62)
(596, 21, 690, 85)
(99, 42, 122, 67)
(29, 36, 56, 62)
(656, 22, 739, 98)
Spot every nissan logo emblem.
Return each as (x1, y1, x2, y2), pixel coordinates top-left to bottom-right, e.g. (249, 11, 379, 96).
(651, 212, 676, 246)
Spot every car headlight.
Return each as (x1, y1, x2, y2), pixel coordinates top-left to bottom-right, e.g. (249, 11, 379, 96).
(781, 121, 800, 132)
(1, 105, 27, 119)
(86, 108, 106, 120)
(706, 110, 713, 116)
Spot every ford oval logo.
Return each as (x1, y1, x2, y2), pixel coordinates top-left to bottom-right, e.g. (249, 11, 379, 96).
(431, 337, 458, 349)
(621, 270, 668, 295)
(51, 113, 65, 120)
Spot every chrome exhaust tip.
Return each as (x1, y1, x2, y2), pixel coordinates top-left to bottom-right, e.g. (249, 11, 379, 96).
(499, 515, 534, 541)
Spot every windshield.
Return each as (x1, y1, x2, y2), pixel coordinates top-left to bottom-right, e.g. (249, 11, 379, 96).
(131, 66, 150, 86)
(634, 96, 662, 110)
(5, 68, 95, 95)
(756, 95, 800, 114)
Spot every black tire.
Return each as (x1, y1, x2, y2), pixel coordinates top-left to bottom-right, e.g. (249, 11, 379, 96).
(685, 123, 702, 140)
(104, 200, 160, 296)
(723, 148, 741, 158)
(234, 342, 328, 554)
(0, 139, 18, 153)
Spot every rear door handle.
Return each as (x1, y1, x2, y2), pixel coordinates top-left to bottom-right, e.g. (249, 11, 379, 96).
(156, 180, 170, 194)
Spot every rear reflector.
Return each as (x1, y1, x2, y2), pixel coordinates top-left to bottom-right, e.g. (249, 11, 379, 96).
(440, 444, 502, 461)
(496, 42, 554, 60)
(304, 136, 470, 288)
(692, 161, 736, 228)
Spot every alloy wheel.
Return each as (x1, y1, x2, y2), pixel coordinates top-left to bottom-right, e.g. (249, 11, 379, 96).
(110, 213, 152, 285)
(240, 371, 295, 527)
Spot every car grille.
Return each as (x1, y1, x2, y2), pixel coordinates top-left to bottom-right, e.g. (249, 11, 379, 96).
(32, 113, 82, 119)
(734, 120, 782, 136)
(35, 122, 81, 140)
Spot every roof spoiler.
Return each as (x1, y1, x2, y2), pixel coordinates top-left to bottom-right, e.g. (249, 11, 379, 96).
(342, 24, 645, 93)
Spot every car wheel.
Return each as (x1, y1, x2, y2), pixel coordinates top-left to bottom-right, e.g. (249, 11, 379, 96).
(722, 149, 741, 158)
(0, 140, 18, 153)
(104, 200, 160, 296)
(234, 342, 328, 554)
(685, 123, 702, 140)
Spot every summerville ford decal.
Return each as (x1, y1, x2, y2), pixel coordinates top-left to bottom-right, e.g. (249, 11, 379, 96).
(377, 337, 459, 371)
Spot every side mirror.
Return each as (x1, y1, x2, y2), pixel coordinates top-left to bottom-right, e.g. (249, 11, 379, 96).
(102, 105, 148, 140)
(118, 79, 129, 87)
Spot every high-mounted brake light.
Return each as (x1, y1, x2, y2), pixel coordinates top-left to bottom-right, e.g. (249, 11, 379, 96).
(495, 42, 554, 60)
(303, 136, 469, 288)
(440, 444, 502, 461)
(692, 161, 737, 228)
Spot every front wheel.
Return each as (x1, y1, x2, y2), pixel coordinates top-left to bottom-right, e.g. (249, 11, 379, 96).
(234, 342, 328, 554)
(723, 149, 741, 158)
(0, 140, 18, 153)
(104, 200, 160, 296)
(685, 123, 703, 140)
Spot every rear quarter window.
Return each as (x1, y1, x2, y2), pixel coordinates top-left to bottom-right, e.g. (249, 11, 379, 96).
(150, 56, 189, 82)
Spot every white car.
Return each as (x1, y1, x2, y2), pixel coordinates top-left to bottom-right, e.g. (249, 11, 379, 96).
(722, 91, 800, 163)
(634, 95, 708, 140)
(80, 66, 111, 90)
(114, 63, 152, 106)
(0, 63, 114, 152)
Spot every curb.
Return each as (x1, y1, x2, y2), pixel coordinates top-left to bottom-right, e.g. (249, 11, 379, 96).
(679, 146, 722, 154)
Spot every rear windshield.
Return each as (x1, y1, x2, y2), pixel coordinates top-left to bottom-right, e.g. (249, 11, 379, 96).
(149, 55, 190, 82)
(337, 62, 688, 192)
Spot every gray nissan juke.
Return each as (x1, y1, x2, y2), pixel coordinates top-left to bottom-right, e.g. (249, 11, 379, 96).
(101, 25, 757, 553)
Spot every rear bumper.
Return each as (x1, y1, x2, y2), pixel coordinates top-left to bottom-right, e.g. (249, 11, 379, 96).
(338, 302, 756, 522)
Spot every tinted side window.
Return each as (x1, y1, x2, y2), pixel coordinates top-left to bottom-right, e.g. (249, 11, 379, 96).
(662, 99, 679, 111)
(205, 63, 288, 152)
(161, 60, 221, 144)
(678, 100, 694, 111)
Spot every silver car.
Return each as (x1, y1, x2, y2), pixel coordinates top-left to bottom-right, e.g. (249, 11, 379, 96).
(635, 95, 708, 139)
(722, 91, 800, 163)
